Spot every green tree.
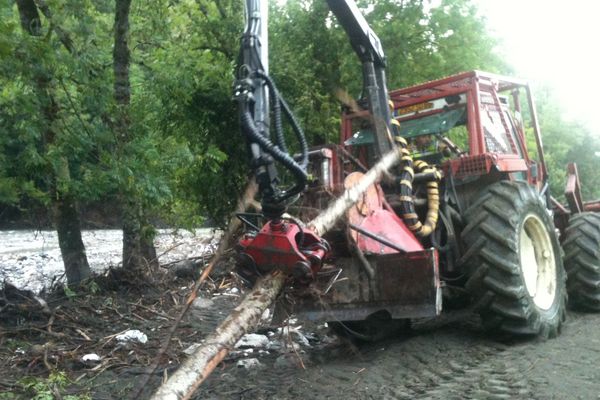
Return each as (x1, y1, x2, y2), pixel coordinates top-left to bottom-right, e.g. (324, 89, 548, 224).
(2, 0, 190, 283)
(533, 85, 600, 202)
(124, 0, 245, 225)
(113, 0, 159, 272)
(9, 0, 91, 284)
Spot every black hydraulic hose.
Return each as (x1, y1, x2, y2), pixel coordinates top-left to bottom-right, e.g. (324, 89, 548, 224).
(255, 71, 309, 169)
(240, 103, 307, 201)
(256, 71, 287, 154)
(278, 88, 309, 169)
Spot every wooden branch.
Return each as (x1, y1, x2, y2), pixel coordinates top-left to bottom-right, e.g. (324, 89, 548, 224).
(15, 0, 42, 36)
(214, 0, 227, 19)
(34, 0, 75, 53)
(57, 79, 94, 139)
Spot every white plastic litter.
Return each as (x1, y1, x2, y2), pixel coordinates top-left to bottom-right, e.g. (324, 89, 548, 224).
(81, 353, 101, 362)
(236, 358, 262, 369)
(234, 333, 269, 349)
(115, 329, 148, 344)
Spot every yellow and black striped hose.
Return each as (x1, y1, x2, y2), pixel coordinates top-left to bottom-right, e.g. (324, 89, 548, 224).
(391, 118, 441, 238)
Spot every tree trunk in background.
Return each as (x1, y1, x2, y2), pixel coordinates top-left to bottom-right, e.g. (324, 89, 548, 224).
(16, 0, 91, 285)
(55, 195, 90, 283)
(113, 0, 158, 272)
(121, 198, 158, 271)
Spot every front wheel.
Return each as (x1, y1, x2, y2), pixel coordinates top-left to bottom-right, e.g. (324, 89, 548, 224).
(460, 181, 567, 338)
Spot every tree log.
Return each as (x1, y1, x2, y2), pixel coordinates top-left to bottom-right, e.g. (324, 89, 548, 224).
(150, 147, 403, 399)
(308, 146, 402, 236)
(150, 272, 286, 400)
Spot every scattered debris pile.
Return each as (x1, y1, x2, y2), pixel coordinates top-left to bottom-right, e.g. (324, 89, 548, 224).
(0, 260, 339, 399)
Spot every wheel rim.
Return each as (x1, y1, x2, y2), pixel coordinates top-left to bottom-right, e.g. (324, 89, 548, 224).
(519, 213, 557, 310)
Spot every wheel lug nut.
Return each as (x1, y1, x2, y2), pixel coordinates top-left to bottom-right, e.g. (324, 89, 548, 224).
(542, 250, 550, 259)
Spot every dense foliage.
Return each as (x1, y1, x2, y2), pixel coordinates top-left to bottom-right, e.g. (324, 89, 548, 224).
(1, 0, 597, 238)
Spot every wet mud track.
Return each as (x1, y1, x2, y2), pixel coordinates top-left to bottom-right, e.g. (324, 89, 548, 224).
(196, 310, 600, 400)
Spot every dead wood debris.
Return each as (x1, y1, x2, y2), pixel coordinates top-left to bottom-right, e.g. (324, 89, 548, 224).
(0, 265, 238, 399)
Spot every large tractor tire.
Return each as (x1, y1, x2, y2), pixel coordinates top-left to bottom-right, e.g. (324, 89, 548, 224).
(562, 212, 600, 311)
(460, 181, 567, 337)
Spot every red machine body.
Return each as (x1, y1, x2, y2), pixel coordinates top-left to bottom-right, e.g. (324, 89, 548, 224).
(235, 0, 598, 340)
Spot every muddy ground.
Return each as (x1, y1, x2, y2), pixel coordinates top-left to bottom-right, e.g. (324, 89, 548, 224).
(2, 230, 600, 399)
(196, 309, 600, 400)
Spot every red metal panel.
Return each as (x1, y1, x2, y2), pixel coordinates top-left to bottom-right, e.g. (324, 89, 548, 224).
(443, 153, 527, 178)
(344, 172, 423, 254)
(565, 162, 583, 213)
(584, 201, 600, 212)
(469, 81, 485, 155)
(495, 155, 528, 173)
(354, 208, 423, 254)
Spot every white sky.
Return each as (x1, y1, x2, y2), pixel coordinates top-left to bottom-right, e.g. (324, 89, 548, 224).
(476, 0, 600, 133)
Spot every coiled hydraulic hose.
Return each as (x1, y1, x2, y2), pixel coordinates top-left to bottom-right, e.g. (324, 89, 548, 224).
(239, 100, 307, 202)
(391, 118, 441, 237)
(235, 6, 309, 208)
(254, 71, 309, 170)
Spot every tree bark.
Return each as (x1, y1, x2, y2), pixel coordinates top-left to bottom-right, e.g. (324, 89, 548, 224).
(16, 0, 91, 285)
(113, 0, 131, 107)
(55, 195, 90, 283)
(113, 0, 158, 272)
(121, 199, 159, 271)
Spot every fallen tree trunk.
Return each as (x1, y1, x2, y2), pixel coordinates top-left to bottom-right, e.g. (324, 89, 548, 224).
(151, 272, 286, 400)
(150, 147, 403, 399)
(308, 147, 402, 236)
(132, 179, 258, 399)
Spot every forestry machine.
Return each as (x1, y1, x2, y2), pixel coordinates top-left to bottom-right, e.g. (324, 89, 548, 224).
(232, 0, 600, 340)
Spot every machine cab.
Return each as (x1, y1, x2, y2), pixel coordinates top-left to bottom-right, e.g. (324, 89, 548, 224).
(341, 71, 547, 191)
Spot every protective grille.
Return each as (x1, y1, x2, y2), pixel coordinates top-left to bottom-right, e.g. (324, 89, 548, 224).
(445, 154, 496, 178)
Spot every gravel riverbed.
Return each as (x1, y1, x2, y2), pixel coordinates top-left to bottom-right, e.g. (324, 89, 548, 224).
(0, 229, 219, 292)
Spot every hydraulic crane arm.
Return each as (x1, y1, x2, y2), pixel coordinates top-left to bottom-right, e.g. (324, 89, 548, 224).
(327, 0, 395, 160)
(234, 0, 309, 219)
(326, 0, 385, 67)
(234, 0, 396, 219)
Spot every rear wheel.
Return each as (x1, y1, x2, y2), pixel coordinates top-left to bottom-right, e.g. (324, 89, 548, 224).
(563, 212, 600, 310)
(460, 181, 566, 337)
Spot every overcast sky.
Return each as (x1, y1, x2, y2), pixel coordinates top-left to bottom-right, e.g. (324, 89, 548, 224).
(476, 0, 600, 133)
